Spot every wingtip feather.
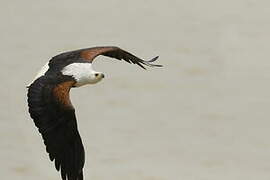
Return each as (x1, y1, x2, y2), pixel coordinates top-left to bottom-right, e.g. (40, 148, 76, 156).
(148, 56, 159, 62)
(141, 55, 162, 68)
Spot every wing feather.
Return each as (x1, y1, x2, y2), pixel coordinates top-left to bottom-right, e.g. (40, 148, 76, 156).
(27, 76, 84, 180)
(80, 46, 162, 69)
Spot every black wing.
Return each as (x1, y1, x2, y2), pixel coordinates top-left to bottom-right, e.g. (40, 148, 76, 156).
(80, 46, 162, 69)
(27, 76, 85, 180)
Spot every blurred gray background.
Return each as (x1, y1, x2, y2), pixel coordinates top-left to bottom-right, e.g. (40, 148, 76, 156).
(1, 0, 270, 179)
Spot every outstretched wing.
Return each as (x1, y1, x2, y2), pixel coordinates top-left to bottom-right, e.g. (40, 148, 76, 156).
(27, 76, 85, 180)
(80, 46, 162, 69)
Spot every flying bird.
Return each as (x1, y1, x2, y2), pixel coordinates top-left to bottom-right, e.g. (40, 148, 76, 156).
(27, 46, 161, 180)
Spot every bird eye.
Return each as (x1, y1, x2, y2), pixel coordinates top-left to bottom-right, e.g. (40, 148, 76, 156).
(95, 73, 99, 77)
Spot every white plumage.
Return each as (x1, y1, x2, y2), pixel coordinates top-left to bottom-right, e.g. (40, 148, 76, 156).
(61, 63, 103, 87)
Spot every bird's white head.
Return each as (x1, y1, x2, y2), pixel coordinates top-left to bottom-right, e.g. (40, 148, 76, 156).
(61, 63, 104, 87)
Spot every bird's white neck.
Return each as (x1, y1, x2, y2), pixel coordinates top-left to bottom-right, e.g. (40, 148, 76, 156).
(61, 63, 104, 87)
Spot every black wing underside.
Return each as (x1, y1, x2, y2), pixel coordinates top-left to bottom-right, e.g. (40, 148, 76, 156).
(27, 76, 85, 180)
